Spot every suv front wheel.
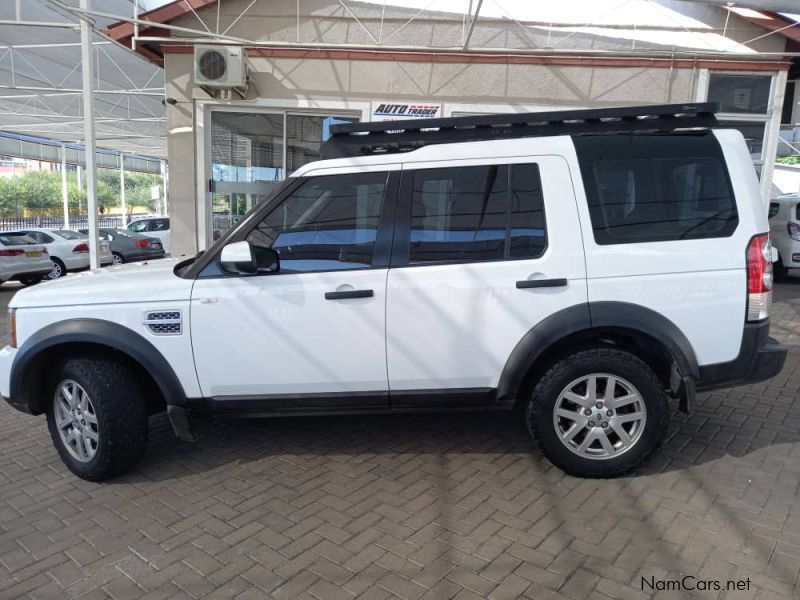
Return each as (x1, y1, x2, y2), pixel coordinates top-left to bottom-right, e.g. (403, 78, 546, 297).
(46, 357, 149, 481)
(527, 348, 669, 477)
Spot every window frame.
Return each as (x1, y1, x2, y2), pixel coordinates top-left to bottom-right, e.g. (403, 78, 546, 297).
(197, 171, 400, 279)
(390, 162, 549, 268)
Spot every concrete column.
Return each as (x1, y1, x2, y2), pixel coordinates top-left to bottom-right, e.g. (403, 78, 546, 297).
(61, 144, 69, 229)
(119, 153, 127, 226)
(79, 0, 99, 269)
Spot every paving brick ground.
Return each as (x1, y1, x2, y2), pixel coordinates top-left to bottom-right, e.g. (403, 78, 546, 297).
(1, 280, 800, 599)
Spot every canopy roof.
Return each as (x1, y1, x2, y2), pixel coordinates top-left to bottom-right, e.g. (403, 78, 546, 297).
(0, 0, 165, 160)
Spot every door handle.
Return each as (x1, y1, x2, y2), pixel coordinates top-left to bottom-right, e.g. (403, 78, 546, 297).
(325, 289, 374, 300)
(516, 278, 568, 289)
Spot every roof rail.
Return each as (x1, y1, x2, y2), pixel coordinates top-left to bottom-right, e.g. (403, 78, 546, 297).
(320, 102, 719, 159)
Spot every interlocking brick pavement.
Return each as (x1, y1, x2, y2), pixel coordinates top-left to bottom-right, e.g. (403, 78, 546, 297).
(1, 281, 800, 599)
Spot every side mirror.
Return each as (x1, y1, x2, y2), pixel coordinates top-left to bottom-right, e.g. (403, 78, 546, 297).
(220, 240, 279, 275)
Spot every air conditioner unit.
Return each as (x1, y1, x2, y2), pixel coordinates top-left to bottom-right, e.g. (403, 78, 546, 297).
(194, 45, 246, 88)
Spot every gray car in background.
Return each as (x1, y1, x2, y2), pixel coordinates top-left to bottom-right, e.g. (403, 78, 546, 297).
(79, 228, 165, 265)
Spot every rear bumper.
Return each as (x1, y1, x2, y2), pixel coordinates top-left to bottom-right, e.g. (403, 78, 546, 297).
(8, 267, 52, 281)
(696, 321, 787, 391)
(126, 251, 166, 262)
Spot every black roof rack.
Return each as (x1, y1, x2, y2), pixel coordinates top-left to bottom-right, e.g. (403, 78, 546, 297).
(320, 102, 719, 159)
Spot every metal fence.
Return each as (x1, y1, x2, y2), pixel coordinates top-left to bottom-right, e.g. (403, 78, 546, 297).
(0, 216, 124, 231)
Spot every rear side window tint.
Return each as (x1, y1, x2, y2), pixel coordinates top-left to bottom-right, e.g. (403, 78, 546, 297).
(795, 204, 800, 221)
(406, 163, 547, 264)
(574, 134, 738, 245)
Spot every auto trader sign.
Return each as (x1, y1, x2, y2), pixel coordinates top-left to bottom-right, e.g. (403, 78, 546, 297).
(371, 102, 442, 121)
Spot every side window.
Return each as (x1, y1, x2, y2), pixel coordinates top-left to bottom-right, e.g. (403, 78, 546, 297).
(409, 166, 508, 263)
(153, 219, 169, 231)
(405, 163, 547, 264)
(574, 134, 738, 245)
(247, 172, 387, 273)
(129, 221, 148, 232)
(509, 164, 547, 258)
(25, 232, 53, 244)
(768, 202, 779, 219)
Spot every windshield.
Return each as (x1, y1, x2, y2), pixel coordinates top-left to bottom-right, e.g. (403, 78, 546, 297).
(52, 229, 87, 240)
(0, 232, 38, 246)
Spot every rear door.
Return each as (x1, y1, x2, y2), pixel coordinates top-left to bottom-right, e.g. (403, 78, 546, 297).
(385, 156, 587, 400)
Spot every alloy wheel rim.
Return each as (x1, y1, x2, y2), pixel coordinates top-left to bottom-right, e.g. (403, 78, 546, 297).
(552, 373, 646, 460)
(54, 379, 99, 463)
(112, 254, 123, 265)
(48, 263, 62, 278)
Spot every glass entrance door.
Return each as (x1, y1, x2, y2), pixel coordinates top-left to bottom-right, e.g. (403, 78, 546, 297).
(208, 110, 358, 242)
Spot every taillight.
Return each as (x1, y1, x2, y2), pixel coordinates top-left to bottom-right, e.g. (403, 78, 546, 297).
(0, 249, 24, 256)
(746, 233, 773, 322)
(135, 239, 149, 248)
(788, 222, 800, 241)
(72, 243, 89, 253)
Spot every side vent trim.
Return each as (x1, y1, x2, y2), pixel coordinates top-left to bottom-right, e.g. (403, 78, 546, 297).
(144, 310, 182, 336)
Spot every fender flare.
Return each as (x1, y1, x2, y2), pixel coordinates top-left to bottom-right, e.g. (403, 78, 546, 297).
(10, 318, 187, 413)
(496, 302, 699, 403)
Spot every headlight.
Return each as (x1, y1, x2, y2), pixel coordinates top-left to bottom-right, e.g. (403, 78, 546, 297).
(8, 308, 16, 349)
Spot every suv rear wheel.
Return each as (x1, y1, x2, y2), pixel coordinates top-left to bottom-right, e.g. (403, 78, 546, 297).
(45, 357, 149, 481)
(526, 348, 669, 477)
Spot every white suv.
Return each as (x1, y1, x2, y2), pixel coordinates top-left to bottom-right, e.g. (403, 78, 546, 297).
(768, 193, 800, 279)
(0, 104, 787, 481)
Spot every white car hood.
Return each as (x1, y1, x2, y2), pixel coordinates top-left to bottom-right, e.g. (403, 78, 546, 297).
(10, 259, 193, 308)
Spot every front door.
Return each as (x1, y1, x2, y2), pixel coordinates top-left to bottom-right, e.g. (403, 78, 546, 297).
(191, 170, 396, 405)
(385, 157, 587, 396)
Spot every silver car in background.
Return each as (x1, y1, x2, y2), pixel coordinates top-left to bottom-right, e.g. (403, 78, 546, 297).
(0, 231, 53, 286)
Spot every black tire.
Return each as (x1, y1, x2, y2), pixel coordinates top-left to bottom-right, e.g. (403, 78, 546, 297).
(774, 258, 789, 282)
(47, 258, 66, 279)
(112, 252, 125, 265)
(526, 348, 669, 478)
(46, 357, 149, 481)
(18, 275, 42, 286)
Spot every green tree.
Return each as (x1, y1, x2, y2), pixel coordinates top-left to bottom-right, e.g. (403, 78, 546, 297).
(0, 167, 163, 217)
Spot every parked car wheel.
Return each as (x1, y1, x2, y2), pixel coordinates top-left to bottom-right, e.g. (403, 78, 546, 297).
(526, 348, 669, 478)
(112, 252, 124, 265)
(18, 275, 42, 286)
(47, 258, 66, 279)
(45, 357, 149, 481)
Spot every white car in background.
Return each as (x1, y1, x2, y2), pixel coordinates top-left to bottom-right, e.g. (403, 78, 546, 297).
(769, 193, 800, 280)
(21, 228, 113, 279)
(127, 217, 170, 254)
(0, 232, 53, 286)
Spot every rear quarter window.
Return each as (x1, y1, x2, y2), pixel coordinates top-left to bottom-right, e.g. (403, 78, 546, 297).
(768, 202, 779, 219)
(573, 134, 738, 245)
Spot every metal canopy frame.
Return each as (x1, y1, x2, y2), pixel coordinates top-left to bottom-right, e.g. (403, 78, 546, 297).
(0, 1, 166, 158)
(101, 0, 800, 61)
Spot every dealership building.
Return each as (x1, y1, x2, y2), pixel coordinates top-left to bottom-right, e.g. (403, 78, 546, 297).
(106, 0, 800, 257)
